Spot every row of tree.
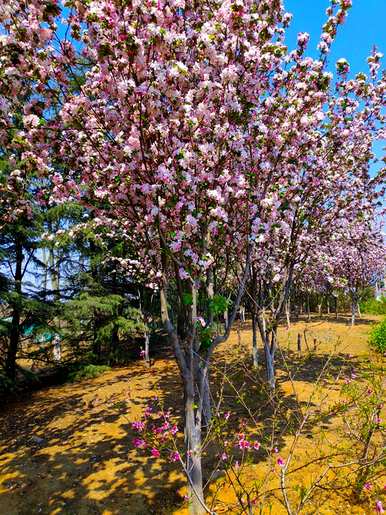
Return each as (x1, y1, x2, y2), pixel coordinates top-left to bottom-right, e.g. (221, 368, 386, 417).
(0, 1, 384, 513)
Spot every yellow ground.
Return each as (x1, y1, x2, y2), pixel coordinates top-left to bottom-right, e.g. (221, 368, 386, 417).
(0, 314, 384, 514)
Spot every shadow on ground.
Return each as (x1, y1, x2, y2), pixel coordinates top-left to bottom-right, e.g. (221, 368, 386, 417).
(0, 315, 379, 514)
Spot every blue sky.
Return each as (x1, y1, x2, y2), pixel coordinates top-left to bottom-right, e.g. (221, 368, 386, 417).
(285, 0, 386, 74)
(284, 0, 385, 179)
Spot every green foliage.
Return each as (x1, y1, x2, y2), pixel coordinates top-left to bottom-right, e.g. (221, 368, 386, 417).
(369, 318, 386, 354)
(67, 364, 111, 382)
(199, 323, 223, 350)
(182, 292, 193, 306)
(208, 294, 230, 315)
(63, 290, 147, 362)
(360, 296, 386, 315)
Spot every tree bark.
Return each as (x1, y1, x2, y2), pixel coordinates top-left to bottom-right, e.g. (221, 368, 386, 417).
(285, 299, 291, 329)
(351, 301, 356, 326)
(185, 385, 205, 515)
(251, 310, 258, 368)
(264, 339, 276, 389)
(307, 294, 311, 322)
(144, 331, 150, 367)
(5, 237, 23, 381)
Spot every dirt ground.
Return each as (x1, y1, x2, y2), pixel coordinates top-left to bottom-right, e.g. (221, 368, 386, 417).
(0, 314, 385, 515)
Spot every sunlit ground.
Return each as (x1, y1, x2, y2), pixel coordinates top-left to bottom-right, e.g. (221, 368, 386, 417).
(0, 314, 384, 514)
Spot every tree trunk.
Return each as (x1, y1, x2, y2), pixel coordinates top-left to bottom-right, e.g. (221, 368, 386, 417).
(307, 295, 311, 322)
(351, 301, 356, 326)
(326, 297, 330, 315)
(185, 379, 205, 515)
(198, 363, 211, 427)
(252, 311, 258, 368)
(144, 332, 150, 367)
(285, 299, 291, 329)
(357, 302, 361, 319)
(259, 318, 276, 390)
(265, 341, 276, 389)
(5, 238, 23, 381)
(335, 296, 338, 320)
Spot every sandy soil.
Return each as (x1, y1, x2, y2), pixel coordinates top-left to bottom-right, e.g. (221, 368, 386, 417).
(0, 314, 384, 515)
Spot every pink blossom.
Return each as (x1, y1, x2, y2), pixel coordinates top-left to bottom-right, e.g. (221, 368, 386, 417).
(132, 421, 145, 432)
(150, 448, 160, 458)
(22, 114, 40, 128)
(132, 438, 146, 449)
(169, 451, 181, 462)
(277, 457, 285, 467)
(297, 32, 310, 46)
(238, 438, 250, 450)
(376, 501, 385, 514)
(178, 267, 190, 280)
(193, 316, 206, 327)
(363, 482, 372, 491)
(253, 441, 261, 451)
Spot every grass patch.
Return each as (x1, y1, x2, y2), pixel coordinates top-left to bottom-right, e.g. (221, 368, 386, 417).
(67, 364, 111, 382)
(369, 318, 386, 354)
(360, 296, 386, 315)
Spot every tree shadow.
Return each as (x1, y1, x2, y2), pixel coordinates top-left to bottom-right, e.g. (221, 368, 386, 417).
(0, 319, 374, 514)
(0, 361, 186, 514)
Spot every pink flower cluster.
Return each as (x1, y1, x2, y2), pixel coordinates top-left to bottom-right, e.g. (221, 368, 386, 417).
(131, 402, 181, 463)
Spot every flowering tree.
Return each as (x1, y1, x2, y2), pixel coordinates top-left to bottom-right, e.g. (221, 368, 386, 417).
(1, 0, 384, 512)
(328, 224, 385, 325)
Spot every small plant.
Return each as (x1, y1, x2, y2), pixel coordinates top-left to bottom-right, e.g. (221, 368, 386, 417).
(369, 318, 386, 354)
(67, 364, 111, 382)
(360, 297, 386, 315)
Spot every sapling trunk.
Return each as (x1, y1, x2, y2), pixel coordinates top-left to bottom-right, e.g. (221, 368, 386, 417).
(258, 318, 276, 390)
(285, 299, 291, 329)
(297, 333, 302, 352)
(264, 340, 276, 390)
(144, 332, 150, 367)
(351, 301, 356, 326)
(251, 310, 258, 368)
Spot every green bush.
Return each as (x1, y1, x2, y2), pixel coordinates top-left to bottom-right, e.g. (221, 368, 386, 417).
(360, 296, 386, 315)
(67, 364, 111, 382)
(369, 318, 386, 354)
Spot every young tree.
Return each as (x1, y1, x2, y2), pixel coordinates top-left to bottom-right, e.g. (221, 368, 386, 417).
(1, 1, 384, 512)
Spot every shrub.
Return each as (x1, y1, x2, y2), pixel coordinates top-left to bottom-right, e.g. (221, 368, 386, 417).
(360, 297, 386, 315)
(369, 318, 386, 354)
(67, 364, 111, 382)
